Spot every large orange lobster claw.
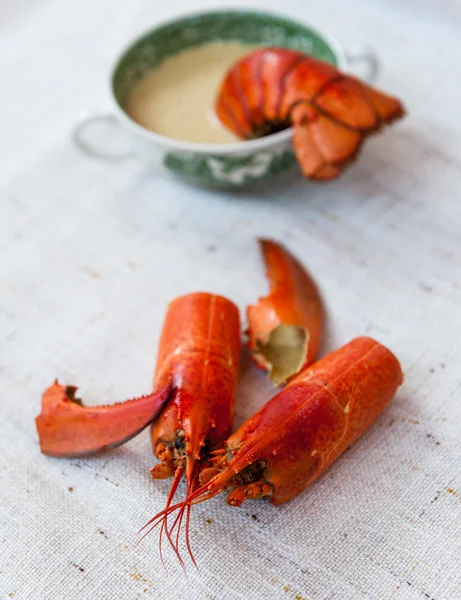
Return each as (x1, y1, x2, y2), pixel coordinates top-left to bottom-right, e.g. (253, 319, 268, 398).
(36, 379, 173, 457)
(247, 239, 324, 386)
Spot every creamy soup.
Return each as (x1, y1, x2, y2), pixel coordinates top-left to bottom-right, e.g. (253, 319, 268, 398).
(126, 42, 258, 144)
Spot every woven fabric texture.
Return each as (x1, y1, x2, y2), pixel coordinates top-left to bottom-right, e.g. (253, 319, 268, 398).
(1, 0, 460, 598)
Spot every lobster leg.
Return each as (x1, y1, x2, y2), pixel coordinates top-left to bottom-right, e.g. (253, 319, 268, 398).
(36, 379, 173, 458)
(226, 481, 273, 506)
(150, 443, 175, 479)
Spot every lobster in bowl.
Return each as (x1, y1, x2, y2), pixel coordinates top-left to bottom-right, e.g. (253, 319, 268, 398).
(215, 47, 405, 180)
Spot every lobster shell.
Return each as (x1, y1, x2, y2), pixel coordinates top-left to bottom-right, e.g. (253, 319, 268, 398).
(216, 48, 405, 180)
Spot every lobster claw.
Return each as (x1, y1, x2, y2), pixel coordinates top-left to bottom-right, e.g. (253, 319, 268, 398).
(36, 378, 173, 458)
(247, 239, 324, 386)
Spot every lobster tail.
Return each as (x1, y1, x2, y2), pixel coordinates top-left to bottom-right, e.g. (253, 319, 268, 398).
(216, 48, 405, 180)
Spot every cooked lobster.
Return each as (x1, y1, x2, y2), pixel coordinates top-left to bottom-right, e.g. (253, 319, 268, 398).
(216, 48, 405, 180)
(148, 292, 240, 564)
(148, 337, 402, 564)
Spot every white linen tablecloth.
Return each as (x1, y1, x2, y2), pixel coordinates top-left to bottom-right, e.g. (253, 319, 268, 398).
(1, 1, 460, 598)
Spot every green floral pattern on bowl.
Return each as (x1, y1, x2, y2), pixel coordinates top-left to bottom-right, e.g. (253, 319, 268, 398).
(164, 150, 298, 187)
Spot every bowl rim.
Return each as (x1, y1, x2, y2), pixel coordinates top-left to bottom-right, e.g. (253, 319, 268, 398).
(109, 7, 347, 155)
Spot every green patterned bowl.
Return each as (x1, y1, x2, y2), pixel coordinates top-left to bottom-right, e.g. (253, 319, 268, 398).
(74, 9, 378, 188)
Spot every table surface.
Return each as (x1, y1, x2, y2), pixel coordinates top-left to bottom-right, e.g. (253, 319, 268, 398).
(1, 1, 461, 599)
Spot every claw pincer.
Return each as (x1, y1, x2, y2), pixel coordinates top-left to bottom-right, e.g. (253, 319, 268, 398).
(36, 379, 173, 458)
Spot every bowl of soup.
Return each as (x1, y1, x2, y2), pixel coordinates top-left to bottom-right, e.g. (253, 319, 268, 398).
(74, 9, 374, 188)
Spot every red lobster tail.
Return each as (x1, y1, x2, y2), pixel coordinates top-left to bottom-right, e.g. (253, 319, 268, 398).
(215, 48, 405, 181)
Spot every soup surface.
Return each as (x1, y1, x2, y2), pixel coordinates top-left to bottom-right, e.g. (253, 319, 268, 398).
(126, 41, 258, 144)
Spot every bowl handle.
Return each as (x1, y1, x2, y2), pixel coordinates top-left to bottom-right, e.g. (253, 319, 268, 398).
(344, 48, 380, 84)
(73, 113, 134, 160)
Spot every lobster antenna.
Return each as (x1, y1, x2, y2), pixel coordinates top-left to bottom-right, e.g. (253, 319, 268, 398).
(180, 489, 199, 569)
(168, 466, 199, 569)
(167, 482, 223, 569)
(160, 466, 186, 571)
(138, 500, 185, 534)
(185, 504, 197, 571)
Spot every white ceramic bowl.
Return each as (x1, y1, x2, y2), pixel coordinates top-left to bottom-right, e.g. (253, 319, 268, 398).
(74, 9, 379, 188)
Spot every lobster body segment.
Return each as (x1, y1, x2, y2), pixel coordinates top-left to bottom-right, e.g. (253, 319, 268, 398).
(193, 337, 402, 506)
(150, 292, 240, 486)
(216, 48, 405, 180)
(145, 293, 240, 564)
